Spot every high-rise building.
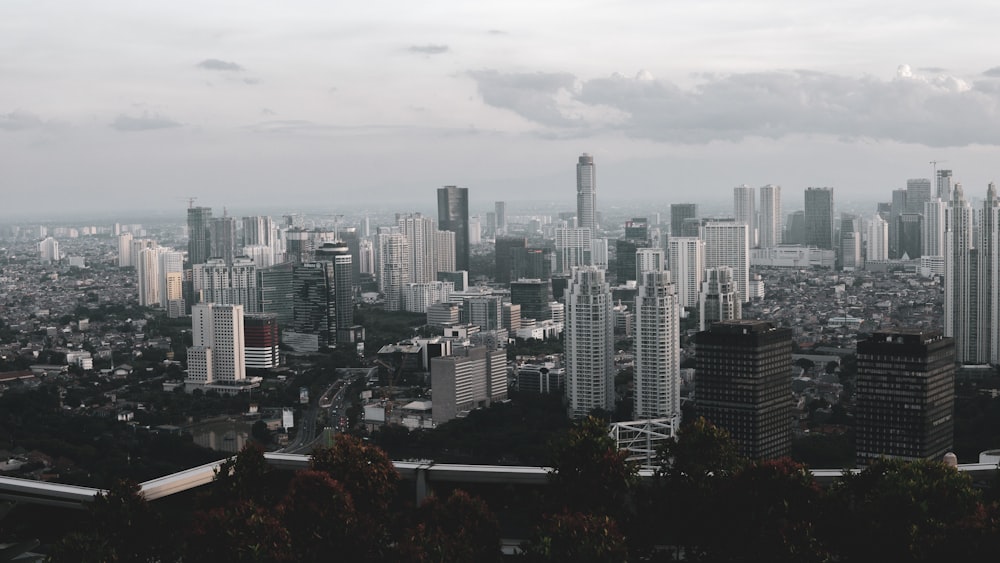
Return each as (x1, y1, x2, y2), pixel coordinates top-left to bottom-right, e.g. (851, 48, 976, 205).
(437, 186, 470, 271)
(784, 210, 805, 245)
(634, 270, 681, 420)
(980, 183, 1000, 364)
(512, 247, 554, 281)
(315, 242, 354, 344)
(186, 303, 246, 390)
(244, 313, 280, 369)
(430, 345, 508, 425)
(759, 184, 781, 248)
(511, 279, 551, 322)
(855, 330, 954, 466)
(897, 213, 922, 259)
(576, 153, 597, 231)
(923, 198, 947, 260)
(496, 236, 527, 285)
(733, 184, 756, 246)
(434, 230, 456, 276)
(906, 178, 932, 214)
(702, 221, 750, 302)
(210, 216, 237, 265)
(137, 247, 161, 307)
(397, 213, 438, 284)
(889, 188, 907, 259)
(376, 229, 410, 312)
(462, 295, 503, 331)
(242, 215, 275, 247)
(867, 214, 889, 261)
(840, 216, 861, 270)
(564, 267, 614, 419)
(193, 258, 259, 312)
(495, 201, 507, 235)
(286, 262, 338, 352)
(117, 233, 134, 267)
(187, 206, 213, 267)
(403, 281, 453, 313)
(667, 237, 705, 309)
(945, 184, 980, 363)
(670, 204, 697, 238)
(804, 187, 835, 250)
(165, 272, 185, 318)
(555, 227, 592, 274)
(936, 169, 953, 200)
(615, 239, 645, 284)
(257, 263, 294, 326)
(699, 267, 742, 331)
(635, 248, 665, 281)
(158, 250, 185, 308)
(695, 320, 792, 460)
(37, 236, 59, 264)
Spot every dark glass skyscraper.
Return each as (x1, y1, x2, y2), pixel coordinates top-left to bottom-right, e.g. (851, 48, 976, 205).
(437, 185, 469, 271)
(804, 187, 835, 250)
(187, 206, 213, 266)
(670, 204, 697, 238)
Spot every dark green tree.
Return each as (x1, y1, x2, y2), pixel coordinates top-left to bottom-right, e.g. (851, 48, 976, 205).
(397, 490, 502, 562)
(520, 511, 629, 563)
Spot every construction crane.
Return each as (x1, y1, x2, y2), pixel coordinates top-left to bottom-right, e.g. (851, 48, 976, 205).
(373, 358, 404, 421)
(930, 160, 948, 179)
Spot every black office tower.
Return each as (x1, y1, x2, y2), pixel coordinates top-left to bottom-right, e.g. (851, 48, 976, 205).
(856, 330, 954, 467)
(695, 320, 792, 460)
(187, 206, 213, 267)
(437, 185, 470, 271)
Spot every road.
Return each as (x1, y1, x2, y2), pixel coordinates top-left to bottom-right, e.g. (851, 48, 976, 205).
(279, 367, 375, 454)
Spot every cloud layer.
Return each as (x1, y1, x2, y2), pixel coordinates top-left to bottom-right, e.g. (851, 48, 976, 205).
(197, 59, 244, 72)
(111, 113, 182, 131)
(468, 67, 1000, 147)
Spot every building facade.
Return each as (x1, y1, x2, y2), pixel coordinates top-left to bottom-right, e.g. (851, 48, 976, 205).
(564, 267, 614, 419)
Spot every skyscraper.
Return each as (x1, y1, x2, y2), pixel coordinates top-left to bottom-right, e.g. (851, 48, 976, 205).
(670, 204, 697, 238)
(377, 229, 411, 312)
(315, 242, 355, 344)
(867, 214, 889, 261)
(702, 220, 750, 302)
(634, 270, 680, 420)
(699, 267, 742, 331)
(695, 320, 792, 460)
(889, 188, 907, 259)
(496, 236, 527, 285)
(759, 184, 781, 248)
(117, 233, 133, 267)
(923, 198, 947, 260)
(565, 266, 614, 419)
(804, 187, 835, 250)
(979, 183, 1000, 364)
(210, 216, 237, 265)
(555, 227, 592, 274)
(495, 201, 507, 235)
(667, 237, 705, 309)
(840, 216, 861, 270)
(187, 206, 213, 267)
(437, 186, 470, 271)
(945, 183, 979, 363)
(192, 258, 259, 312)
(397, 213, 438, 284)
(936, 169, 953, 200)
(576, 154, 597, 231)
(733, 184, 756, 246)
(856, 330, 954, 466)
(906, 178, 932, 214)
(244, 313, 280, 369)
(510, 279, 551, 322)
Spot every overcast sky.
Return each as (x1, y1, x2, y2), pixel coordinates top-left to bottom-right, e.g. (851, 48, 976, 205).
(4, 1, 1000, 217)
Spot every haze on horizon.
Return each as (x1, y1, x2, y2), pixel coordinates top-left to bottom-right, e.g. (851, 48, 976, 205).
(4, 1, 1000, 217)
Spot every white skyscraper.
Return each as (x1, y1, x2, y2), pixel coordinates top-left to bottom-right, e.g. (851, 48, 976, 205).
(945, 183, 980, 363)
(555, 227, 592, 274)
(186, 303, 246, 389)
(980, 183, 1000, 364)
(565, 266, 614, 419)
(377, 229, 410, 311)
(38, 237, 59, 264)
(157, 250, 185, 308)
(117, 233, 134, 267)
(759, 184, 781, 248)
(435, 230, 456, 275)
(733, 184, 757, 246)
(576, 154, 597, 231)
(867, 214, 889, 261)
(635, 247, 665, 280)
(699, 267, 742, 331)
(667, 237, 705, 309)
(591, 238, 609, 269)
(634, 270, 681, 420)
(397, 213, 438, 284)
(137, 247, 161, 307)
(937, 169, 954, 200)
(702, 221, 750, 303)
(193, 257, 259, 312)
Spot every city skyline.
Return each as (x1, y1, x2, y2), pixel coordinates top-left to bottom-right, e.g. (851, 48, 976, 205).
(5, 3, 1000, 215)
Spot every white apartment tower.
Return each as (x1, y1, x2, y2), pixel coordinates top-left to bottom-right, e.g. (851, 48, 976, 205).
(576, 154, 597, 231)
(980, 183, 1000, 364)
(702, 221, 750, 303)
(565, 266, 614, 419)
(397, 213, 438, 284)
(634, 270, 681, 420)
(867, 214, 890, 261)
(38, 237, 59, 264)
(700, 267, 743, 331)
(733, 184, 757, 246)
(186, 303, 246, 387)
(759, 184, 781, 248)
(635, 248, 665, 281)
(117, 233, 133, 267)
(945, 183, 980, 363)
(377, 229, 411, 311)
(923, 198, 947, 259)
(157, 250, 185, 308)
(435, 230, 456, 275)
(137, 247, 161, 307)
(667, 237, 705, 309)
(192, 257, 259, 312)
(555, 227, 592, 274)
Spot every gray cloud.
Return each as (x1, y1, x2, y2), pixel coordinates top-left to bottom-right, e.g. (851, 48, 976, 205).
(408, 44, 449, 55)
(469, 67, 1000, 147)
(0, 110, 43, 131)
(919, 67, 948, 73)
(197, 59, 244, 72)
(466, 70, 579, 126)
(983, 66, 1000, 77)
(111, 113, 182, 131)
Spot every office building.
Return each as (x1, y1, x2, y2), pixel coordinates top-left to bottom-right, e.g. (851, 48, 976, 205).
(209, 216, 237, 265)
(434, 230, 456, 276)
(403, 281, 453, 313)
(804, 187, 835, 250)
(512, 247, 554, 281)
(511, 279, 551, 322)
(257, 263, 294, 327)
(576, 153, 597, 231)
(244, 313, 280, 369)
(634, 270, 681, 420)
(784, 210, 805, 245)
(186, 303, 247, 389)
(462, 295, 503, 331)
(667, 237, 705, 309)
(187, 206, 213, 266)
(897, 213, 922, 259)
(615, 239, 645, 284)
(496, 236, 527, 285)
(670, 204, 697, 238)
(430, 345, 508, 425)
(759, 184, 781, 248)
(906, 178, 932, 214)
(937, 169, 953, 201)
(502, 302, 522, 332)
(437, 270, 468, 291)
(495, 201, 507, 235)
(856, 330, 954, 466)
(437, 186, 470, 271)
(695, 320, 792, 460)
(840, 216, 861, 270)
(564, 267, 614, 419)
(702, 221, 750, 302)
(192, 258, 259, 312)
(315, 242, 355, 344)
(733, 184, 756, 246)
(699, 267, 742, 330)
